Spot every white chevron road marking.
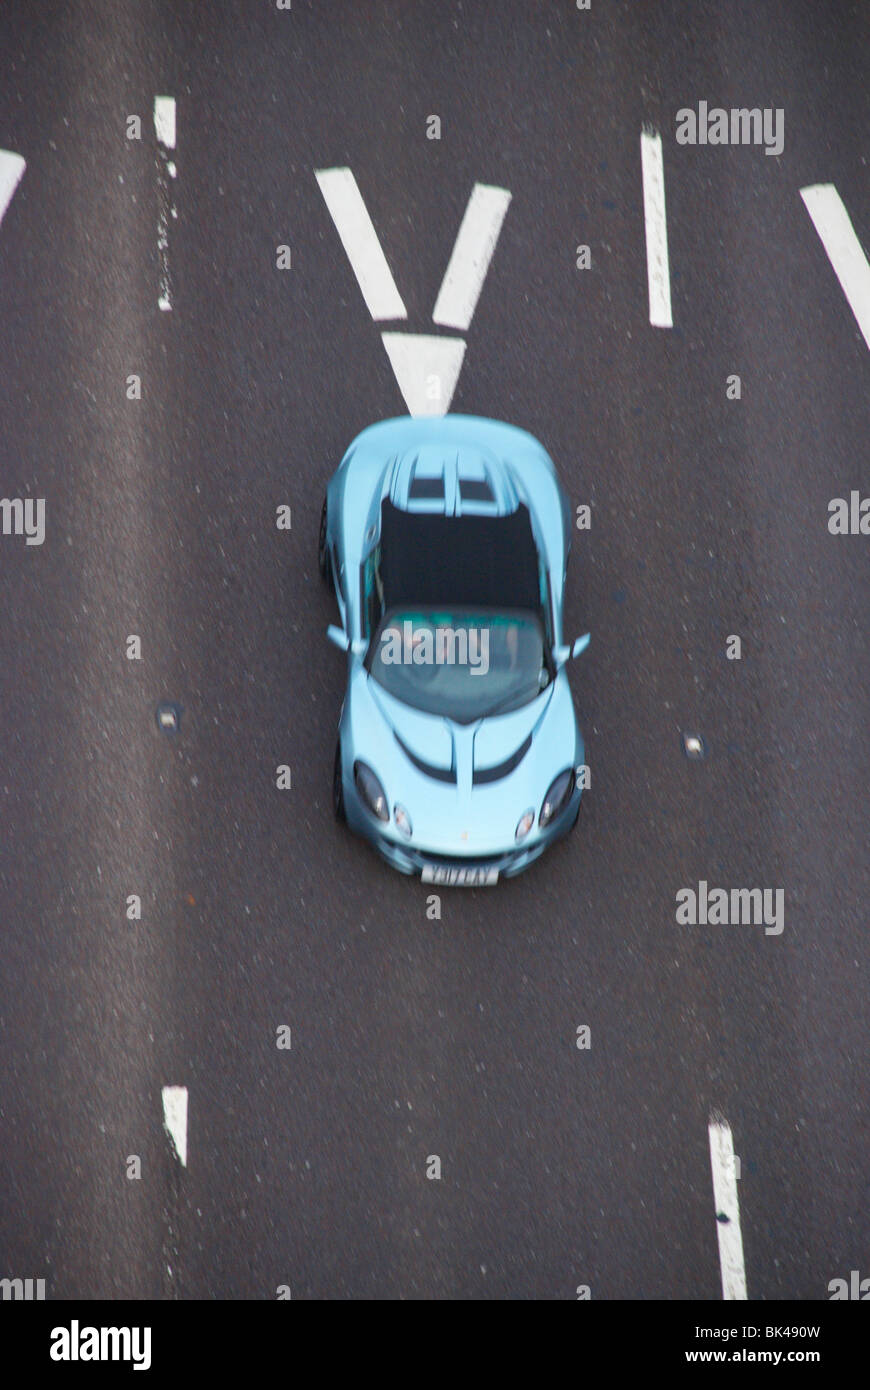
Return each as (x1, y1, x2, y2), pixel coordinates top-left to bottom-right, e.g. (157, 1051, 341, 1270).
(801, 183, 870, 353)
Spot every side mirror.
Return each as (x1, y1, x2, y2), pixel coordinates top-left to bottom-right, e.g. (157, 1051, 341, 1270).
(327, 624, 368, 657)
(553, 633, 591, 669)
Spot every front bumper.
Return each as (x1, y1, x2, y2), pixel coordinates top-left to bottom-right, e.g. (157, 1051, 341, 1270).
(344, 777, 581, 880)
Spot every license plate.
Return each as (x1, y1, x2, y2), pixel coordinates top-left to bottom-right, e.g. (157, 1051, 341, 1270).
(421, 865, 499, 887)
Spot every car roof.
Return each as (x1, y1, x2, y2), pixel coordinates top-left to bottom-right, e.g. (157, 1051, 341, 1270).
(378, 497, 541, 613)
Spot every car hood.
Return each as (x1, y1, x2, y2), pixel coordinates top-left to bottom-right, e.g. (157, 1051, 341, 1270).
(368, 680, 547, 775)
(345, 666, 582, 855)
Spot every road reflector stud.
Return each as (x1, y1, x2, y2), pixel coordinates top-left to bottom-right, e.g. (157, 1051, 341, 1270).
(156, 702, 181, 734)
(682, 732, 705, 759)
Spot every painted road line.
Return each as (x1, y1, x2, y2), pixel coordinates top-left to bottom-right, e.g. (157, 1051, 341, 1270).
(315, 167, 407, 321)
(381, 332, 466, 417)
(153, 97, 176, 311)
(432, 184, 512, 331)
(708, 1112, 747, 1300)
(801, 183, 870, 353)
(162, 1085, 188, 1167)
(640, 128, 673, 328)
(154, 95, 176, 150)
(0, 150, 26, 228)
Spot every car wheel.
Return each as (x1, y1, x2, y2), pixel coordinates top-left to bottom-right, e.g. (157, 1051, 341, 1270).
(333, 741, 346, 822)
(318, 497, 333, 591)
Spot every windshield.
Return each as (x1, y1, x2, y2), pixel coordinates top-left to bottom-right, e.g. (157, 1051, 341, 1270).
(367, 608, 551, 722)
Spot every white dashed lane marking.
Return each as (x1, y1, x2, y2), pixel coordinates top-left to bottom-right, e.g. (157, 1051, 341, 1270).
(801, 183, 870, 353)
(154, 96, 176, 312)
(153, 95, 176, 150)
(315, 167, 407, 322)
(708, 1112, 747, 1300)
(162, 1085, 188, 1167)
(640, 128, 673, 328)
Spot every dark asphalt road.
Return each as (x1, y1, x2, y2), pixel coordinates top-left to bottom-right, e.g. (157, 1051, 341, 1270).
(0, 0, 867, 1299)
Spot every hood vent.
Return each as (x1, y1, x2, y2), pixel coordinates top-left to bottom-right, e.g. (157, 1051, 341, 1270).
(472, 733, 532, 785)
(394, 732, 457, 784)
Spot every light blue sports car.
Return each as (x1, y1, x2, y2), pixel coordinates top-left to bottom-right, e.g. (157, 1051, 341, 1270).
(319, 415, 590, 884)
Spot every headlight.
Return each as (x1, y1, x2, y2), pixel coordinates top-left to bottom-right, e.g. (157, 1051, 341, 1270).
(394, 804, 413, 838)
(515, 809, 535, 842)
(353, 761, 389, 822)
(539, 769, 575, 827)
